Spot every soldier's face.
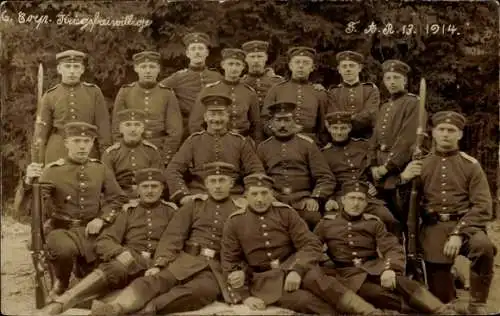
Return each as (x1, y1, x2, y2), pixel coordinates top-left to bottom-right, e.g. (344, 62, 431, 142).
(57, 62, 84, 85)
(383, 72, 407, 94)
(137, 180, 164, 204)
(341, 192, 368, 216)
(337, 60, 362, 83)
(271, 114, 296, 137)
(64, 136, 94, 160)
(221, 58, 245, 79)
(205, 175, 234, 201)
(327, 123, 352, 142)
(245, 52, 268, 74)
(204, 109, 229, 131)
(289, 56, 314, 80)
(120, 121, 145, 143)
(186, 43, 209, 64)
(134, 62, 160, 83)
(245, 186, 274, 213)
(432, 123, 462, 150)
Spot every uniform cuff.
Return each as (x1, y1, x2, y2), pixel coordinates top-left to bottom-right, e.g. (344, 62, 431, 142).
(154, 257, 169, 268)
(100, 209, 118, 224)
(170, 190, 190, 204)
(289, 265, 308, 279)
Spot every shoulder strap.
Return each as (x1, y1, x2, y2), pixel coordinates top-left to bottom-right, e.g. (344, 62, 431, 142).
(105, 142, 121, 153)
(459, 151, 479, 164)
(160, 200, 179, 210)
(296, 133, 314, 144)
(142, 140, 158, 150)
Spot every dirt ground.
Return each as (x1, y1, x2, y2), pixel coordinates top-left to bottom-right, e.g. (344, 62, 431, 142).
(2, 213, 500, 316)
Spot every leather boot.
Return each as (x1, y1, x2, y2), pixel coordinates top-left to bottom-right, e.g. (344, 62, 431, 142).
(40, 269, 108, 315)
(90, 282, 145, 316)
(335, 290, 384, 315)
(409, 287, 458, 315)
(468, 273, 493, 314)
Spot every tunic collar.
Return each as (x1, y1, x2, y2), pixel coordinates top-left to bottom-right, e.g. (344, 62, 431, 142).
(66, 156, 89, 165)
(389, 90, 407, 101)
(138, 82, 157, 89)
(222, 78, 240, 85)
(432, 148, 460, 157)
(140, 200, 162, 209)
(206, 128, 228, 136)
(61, 82, 81, 88)
(342, 80, 360, 87)
(291, 77, 309, 84)
(189, 64, 206, 72)
(331, 138, 351, 147)
(341, 209, 363, 222)
(121, 139, 141, 148)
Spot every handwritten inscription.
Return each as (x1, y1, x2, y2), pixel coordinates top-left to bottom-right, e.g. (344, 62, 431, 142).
(345, 21, 460, 36)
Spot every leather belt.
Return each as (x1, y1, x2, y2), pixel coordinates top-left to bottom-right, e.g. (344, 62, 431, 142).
(251, 259, 281, 273)
(423, 209, 467, 224)
(51, 216, 91, 229)
(333, 256, 376, 268)
(184, 243, 220, 260)
(437, 212, 464, 222)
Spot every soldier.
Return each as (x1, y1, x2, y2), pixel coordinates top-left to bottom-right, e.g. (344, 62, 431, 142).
(40, 168, 177, 315)
(314, 181, 457, 314)
(241, 40, 284, 110)
(102, 109, 162, 197)
(369, 59, 423, 230)
(166, 94, 264, 205)
(189, 48, 261, 143)
(222, 174, 387, 315)
(328, 51, 380, 139)
(322, 111, 399, 233)
(22, 122, 127, 300)
(33, 50, 112, 164)
(91, 162, 245, 316)
(112, 51, 183, 167)
(262, 46, 328, 144)
(400, 111, 496, 313)
(257, 101, 335, 229)
(160, 32, 222, 141)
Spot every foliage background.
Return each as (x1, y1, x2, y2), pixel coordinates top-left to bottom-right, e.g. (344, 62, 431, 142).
(1, 0, 498, 212)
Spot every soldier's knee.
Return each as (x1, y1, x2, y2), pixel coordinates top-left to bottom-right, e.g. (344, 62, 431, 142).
(469, 233, 496, 258)
(302, 266, 322, 286)
(99, 261, 128, 287)
(46, 229, 78, 260)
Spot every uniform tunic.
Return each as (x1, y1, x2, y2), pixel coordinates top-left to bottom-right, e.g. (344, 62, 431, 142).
(165, 130, 264, 203)
(112, 82, 183, 165)
(241, 71, 284, 110)
(160, 66, 222, 140)
(34, 82, 112, 164)
(189, 79, 261, 142)
(101, 140, 162, 197)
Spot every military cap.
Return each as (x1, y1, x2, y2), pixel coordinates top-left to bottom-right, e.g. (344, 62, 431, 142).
(221, 48, 246, 62)
(342, 180, 369, 195)
(336, 50, 364, 64)
(132, 51, 161, 64)
(135, 168, 165, 184)
(244, 173, 275, 189)
(242, 40, 269, 53)
(202, 161, 238, 178)
(287, 46, 316, 60)
(325, 111, 352, 125)
(200, 94, 232, 111)
(382, 59, 411, 76)
(431, 111, 466, 130)
(268, 102, 296, 117)
(56, 50, 86, 63)
(183, 32, 211, 47)
(63, 121, 98, 138)
(117, 109, 146, 123)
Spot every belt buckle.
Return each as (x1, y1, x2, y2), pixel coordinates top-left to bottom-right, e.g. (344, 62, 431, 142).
(201, 248, 215, 258)
(353, 258, 362, 267)
(439, 214, 450, 222)
(141, 251, 151, 259)
(282, 187, 292, 195)
(270, 259, 280, 269)
(380, 144, 387, 151)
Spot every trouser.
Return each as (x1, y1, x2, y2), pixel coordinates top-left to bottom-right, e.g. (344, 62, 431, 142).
(275, 289, 336, 315)
(425, 230, 496, 304)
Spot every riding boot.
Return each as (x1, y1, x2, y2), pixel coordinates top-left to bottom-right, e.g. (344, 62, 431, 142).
(409, 287, 458, 315)
(335, 290, 384, 315)
(468, 272, 493, 314)
(90, 282, 147, 316)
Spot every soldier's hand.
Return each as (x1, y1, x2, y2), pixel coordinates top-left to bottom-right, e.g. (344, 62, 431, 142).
(179, 195, 196, 205)
(378, 165, 388, 177)
(380, 269, 397, 290)
(443, 235, 463, 258)
(325, 199, 339, 212)
(115, 250, 134, 267)
(284, 271, 302, 292)
(145, 267, 161, 276)
(228, 270, 245, 288)
(368, 182, 378, 196)
(313, 83, 326, 91)
(85, 218, 105, 237)
(371, 166, 381, 180)
(304, 198, 319, 212)
(243, 296, 266, 310)
(25, 163, 44, 184)
(401, 160, 423, 182)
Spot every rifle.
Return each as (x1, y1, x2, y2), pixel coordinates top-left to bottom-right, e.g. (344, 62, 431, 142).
(30, 63, 53, 308)
(406, 78, 428, 287)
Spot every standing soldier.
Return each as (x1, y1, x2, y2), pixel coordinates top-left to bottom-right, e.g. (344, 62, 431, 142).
(102, 109, 162, 197)
(257, 102, 335, 229)
(22, 122, 127, 300)
(33, 50, 111, 164)
(400, 111, 496, 313)
(160, 32, 222, 141)
(369, 59, 423, 231)
(112, 51, 183, 167)
(91, 162, 245, 316)
(241, 40, 284, 110)
(189, 48, 261, 143)
(40, 168, 177, 315)
(263, 46, 328, 144)
(167, 94, 264, 205)
(314, 181, 457, 314)
(328, 51, 380, 139)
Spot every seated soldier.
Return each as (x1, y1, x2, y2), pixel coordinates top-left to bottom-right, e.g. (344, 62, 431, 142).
(91, 162, 246, 316)
(40, 168, 177, 314)
(102, 109, 162, 197)
(257, 102, 335, 229)
(322, 111, 399, 234)
(222, 174, 387, 315)
(314, 181, 457, 314)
